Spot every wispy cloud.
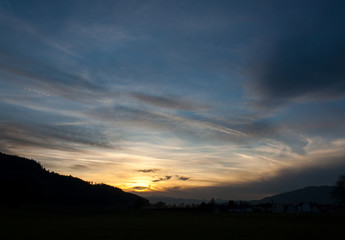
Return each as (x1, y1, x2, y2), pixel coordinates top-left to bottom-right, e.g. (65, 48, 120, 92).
(69, 23, 132, 44)
(132, 92, 208, 111)
(0, 59, 111, 103)
(88, 105, 247, 144)
(0, 12, 80, 58)
(0, 120, 115, 154)
(70, 164, 89, 170)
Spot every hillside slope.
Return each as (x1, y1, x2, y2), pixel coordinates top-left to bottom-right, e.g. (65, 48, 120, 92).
(0, 152, 148, 207)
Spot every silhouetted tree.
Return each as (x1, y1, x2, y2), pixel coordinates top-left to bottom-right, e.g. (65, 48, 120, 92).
(228, 200, 237, 209)
(333, 174, 345, 205)
(198, 202, 208, 211)
(154, 201, 166, 208)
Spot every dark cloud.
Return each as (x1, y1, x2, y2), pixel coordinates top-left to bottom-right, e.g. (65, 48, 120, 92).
(132, 92, 207, 111)
(152, 176, 173, 182)
(132, 186, 149, 191)
(70, 164, 89, 170)
(251, 1, 345, 106)
(152, 178, 165, 183)
(176, 175, 190, 181)
(138, 169, 158, 173)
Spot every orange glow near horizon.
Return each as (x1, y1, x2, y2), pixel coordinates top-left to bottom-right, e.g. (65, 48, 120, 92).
(12, 136, 345, 199)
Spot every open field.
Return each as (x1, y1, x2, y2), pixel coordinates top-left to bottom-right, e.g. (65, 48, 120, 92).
(1, 208, 345, 240)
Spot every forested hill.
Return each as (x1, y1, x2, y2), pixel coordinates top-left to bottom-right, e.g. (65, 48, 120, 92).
(0, 152, 148, 207)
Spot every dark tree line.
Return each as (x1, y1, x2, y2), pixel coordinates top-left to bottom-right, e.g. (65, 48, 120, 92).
(333, 174, 345, 205)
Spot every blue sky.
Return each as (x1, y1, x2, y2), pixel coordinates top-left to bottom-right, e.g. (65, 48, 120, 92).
(1, 0, 345, 200)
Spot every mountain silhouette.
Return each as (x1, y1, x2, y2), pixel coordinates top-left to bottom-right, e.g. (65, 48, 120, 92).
(251, 186, 335, 205)
(0, 152, 148, 207)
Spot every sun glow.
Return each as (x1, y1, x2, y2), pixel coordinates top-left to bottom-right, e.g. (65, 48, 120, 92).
(121, 180, 154, 192)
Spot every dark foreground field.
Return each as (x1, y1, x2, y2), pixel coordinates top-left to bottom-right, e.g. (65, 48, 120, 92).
(1, 208, 345, 240)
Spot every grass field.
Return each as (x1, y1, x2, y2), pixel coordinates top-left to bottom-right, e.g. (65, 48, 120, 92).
(1, 208, 345, 240)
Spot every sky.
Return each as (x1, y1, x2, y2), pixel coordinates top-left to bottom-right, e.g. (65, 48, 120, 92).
(1, 0, 345, 200)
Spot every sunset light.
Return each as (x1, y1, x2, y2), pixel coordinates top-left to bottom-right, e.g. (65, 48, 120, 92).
(1, 0, 345, 201)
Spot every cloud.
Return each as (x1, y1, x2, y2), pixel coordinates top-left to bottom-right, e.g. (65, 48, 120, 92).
(152, 175, 173, 182)
(152, 178, 165, 183)
(280, 101, 345, 139)
(132, 186, 150, 191)
(249, 1, 345, 107)
(176, 175, 190, 181)
(0, 119, 114, 154)
(69, 23, 133, 44)
(132, 92, 207, 111)
(238, 119, 278, 138)
(0, 15, 114, 105)
(70, 164, 89, 170)
(138, 169, 158, 173)
(0, 11, 80, 58)
(144, 153, 345, 200)
(0, 59, 111, 103)
(88, 105, 247, 144)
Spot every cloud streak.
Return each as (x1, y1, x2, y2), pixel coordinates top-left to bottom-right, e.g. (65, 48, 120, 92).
(0, 120, 114, 154)
(88, 105, 247, 144)
(132, 92, 208, 111)
(0, 58, 111, 103)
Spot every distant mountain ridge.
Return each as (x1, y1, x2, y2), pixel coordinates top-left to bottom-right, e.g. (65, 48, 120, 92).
(252, 186, 335, 205)
(0, 152, 148, 207)
(144, 186, 335, 206)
